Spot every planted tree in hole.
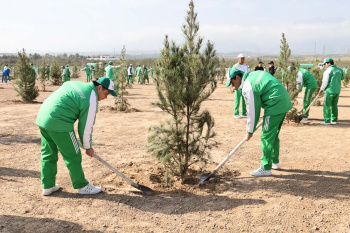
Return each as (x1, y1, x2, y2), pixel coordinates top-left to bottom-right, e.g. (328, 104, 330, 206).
(50, 58, 62, 86)
(147, 0, 218, 183)
(114, 46, 130, 111)
(13, 49, 39, 102)
(71, 65, 80, 79)
(39, 59, 47, 91)
(275, 33, 299, 121)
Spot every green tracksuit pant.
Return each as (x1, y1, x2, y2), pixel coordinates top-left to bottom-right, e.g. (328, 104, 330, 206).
(128, 75, 133, 84)
(323, 93, 339, 123)
(260, 113, 286, 170)
(302, 87, 316, 117)
(39, 127, 89, 189)
(137, 74, 141, 83)
(86, 73, 92, 82)
(234, 89, 247, 116)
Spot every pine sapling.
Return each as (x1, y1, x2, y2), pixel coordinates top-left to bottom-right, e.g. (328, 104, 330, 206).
(114, 46, 130, 111)
(39, 59, 47, 91)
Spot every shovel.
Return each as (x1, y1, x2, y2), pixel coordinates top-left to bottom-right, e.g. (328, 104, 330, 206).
(198, 121, 263, 184)
(93, 153, 153, 193)
(294, 93, 320, 123)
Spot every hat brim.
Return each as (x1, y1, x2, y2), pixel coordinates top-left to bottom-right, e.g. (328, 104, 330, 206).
(108, 89, 118, 97)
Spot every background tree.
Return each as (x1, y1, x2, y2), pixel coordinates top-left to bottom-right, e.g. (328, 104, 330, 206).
(147, 0, 218, 183)
(39, 59, 47, 91)
(13, 49, 39, 102)
(343, 68, 350, 87)
(114, 46, 130, 111)
(94, 62, 105, 79)
(50, 58, 62, 86)
(71, 65, 80, 79)
(275, 33, 299, 121)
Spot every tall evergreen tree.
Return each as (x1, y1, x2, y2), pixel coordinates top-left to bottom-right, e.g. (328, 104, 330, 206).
(147, 0, 218, 183)
(275, 33, 299, 121)
(39, 59, 47, 91)
(50, 58, 62, 86)
(114, 46, 130, 111)
(13, 49, 39, 102)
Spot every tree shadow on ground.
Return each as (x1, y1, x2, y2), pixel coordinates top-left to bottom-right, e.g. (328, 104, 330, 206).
(219, 168, 350, 200)
(55, 190, 266, 215)
(0, 167, 40, 179)
(0, 215, 100, 233)
(0, 133, 41, 145)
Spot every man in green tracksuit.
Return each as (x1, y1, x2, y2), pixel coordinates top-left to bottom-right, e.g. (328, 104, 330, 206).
(135, 64, 142, 84)
(81, 65, 92, 82)
(30, 63, 37, 81)
(296, 68, 318, 120)
(226, 70, 292, 176)
(36, 77, 117, 196)
(63, 65, 71, 82)
(142, 66, 149, 84)
(318, 58, 344, 125)
(46, 65, 50, 81)
(105, 61, 122, 81)
(232, 54, 249, 118)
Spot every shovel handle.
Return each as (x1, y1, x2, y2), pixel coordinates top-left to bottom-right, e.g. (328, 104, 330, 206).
(212, 120, 263, 174)
(93, 153, 137, 187)
(301, 93, 320, 116)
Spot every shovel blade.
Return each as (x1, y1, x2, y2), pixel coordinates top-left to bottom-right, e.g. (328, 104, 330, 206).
(294, 114, 303, 123)
(131, 183, 153, 193)
(198, 172, 213, 184)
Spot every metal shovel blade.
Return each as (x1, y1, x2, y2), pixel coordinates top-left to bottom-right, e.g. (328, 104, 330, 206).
(294, 114, 303, 123)
(198, 172, 213, 184)
(131, 183, 153, 193)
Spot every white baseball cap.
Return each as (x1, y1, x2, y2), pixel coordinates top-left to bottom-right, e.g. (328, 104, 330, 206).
(237, 54, 245, 58)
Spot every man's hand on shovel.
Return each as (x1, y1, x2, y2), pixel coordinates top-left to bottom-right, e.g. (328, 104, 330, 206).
(246, 133, 253, 141)
(86, 148, 95, 157)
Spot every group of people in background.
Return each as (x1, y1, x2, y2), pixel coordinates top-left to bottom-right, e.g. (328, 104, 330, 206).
(225, 53, 345, 177)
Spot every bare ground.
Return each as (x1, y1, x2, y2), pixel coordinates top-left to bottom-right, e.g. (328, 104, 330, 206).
(0, 73, 349, 232)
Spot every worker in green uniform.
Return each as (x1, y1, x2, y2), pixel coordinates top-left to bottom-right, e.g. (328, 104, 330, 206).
(127, 64, 134, 84)
(46, 65, 50, 81)
(81, 65, 92, 82)
(142, 65, 149, 84)
(318, 58, 344, 125)
(63, 65, 71, 82)
(30, 63, 37, 81)
(296, 68, 318, 120)
(104, 61, 122, 81)
(226, 70, 292, 176)
(36, 77, 118, 196)
(232, 54, 250, 118)
(135, 64, 142, 84)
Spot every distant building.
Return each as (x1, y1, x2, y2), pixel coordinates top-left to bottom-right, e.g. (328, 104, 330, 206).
(86, 56, 119, 61)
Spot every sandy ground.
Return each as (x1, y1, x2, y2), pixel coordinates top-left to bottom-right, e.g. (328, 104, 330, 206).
(0, 72, 349, 233)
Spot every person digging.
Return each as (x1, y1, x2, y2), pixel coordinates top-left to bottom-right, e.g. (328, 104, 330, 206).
(36, 77, 117, 195)
(226, 70, 292, 176)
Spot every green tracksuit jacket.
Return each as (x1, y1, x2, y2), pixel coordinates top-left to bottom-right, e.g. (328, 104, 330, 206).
(36, 81, 98, 149)
(105, 65, 115, 80)
(320, 65, 344, 94)
(298, 68, 318, 89)
(242, 71, 292, 134)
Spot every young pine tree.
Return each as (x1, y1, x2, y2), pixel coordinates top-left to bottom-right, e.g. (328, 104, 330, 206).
(147, 0, 218, 183)
(50, 58, 62, 86)
(39, 59, 47, 91)
(94, 62, 105, 79)
(275, 33, 299, 121)
(14, 49, 39, 102)
(114, 46, 130, 111)
(71, 65, 80, 79)
(343, 68, 350, 87)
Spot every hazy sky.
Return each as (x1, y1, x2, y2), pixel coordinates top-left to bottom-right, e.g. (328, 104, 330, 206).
(2, 0, 350, 55)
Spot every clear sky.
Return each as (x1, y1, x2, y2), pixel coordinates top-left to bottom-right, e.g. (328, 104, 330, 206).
(2, 0, 350, 55)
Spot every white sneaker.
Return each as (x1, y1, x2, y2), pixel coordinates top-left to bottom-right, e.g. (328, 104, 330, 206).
(302, 117, 309, 121)
(78, 183, 102, 195)
(331, 121, 337, 125)
(272, 163, 280, 170)
(250, 167, 272, 177)
(234, 115, 241, 119)
(320, 122, 331, 125)
(42, 184, 60, 196)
